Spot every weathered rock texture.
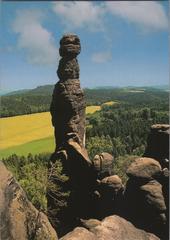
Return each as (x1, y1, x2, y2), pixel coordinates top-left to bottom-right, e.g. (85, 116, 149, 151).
(126, 157, 162, 181)
(144, 124, 169, 168)
(47, 34, 169, 239)
(48, 34, 95, 236)
(93, 152, 114, 179)
(50, 34, 85, 148)
(124, 157, 168, 240)
(0, 161, 58, 240)
(94, 175, 124, 218)
(60, 215, 160, 240)
(143, 124, 169, 238)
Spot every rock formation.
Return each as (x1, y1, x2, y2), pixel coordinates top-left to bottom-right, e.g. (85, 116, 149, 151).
(126, 157, 162, 181)
(48, 34, 96, 236)
(124, 157, 168, 240)
(47, 35, 169, 239)
(50, 34, 85, 148)
(60, 215, 160, 240)
(93, 175, 124, 219)
(144, 124, 169, 168)
(0, 158, 161, 240)
(1, 34, 169, 240)
(93, 152, 114, 179)
(1, 32, 169, 240)
(0, 161, 58, 240)
(143, 124, 169, 238)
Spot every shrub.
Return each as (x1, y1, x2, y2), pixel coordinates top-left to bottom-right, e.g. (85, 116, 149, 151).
(2, 153, 69, 213)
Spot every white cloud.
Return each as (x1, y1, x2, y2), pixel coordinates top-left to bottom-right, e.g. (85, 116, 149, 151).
(12, 10, 58, 65)
(11, 2, 168, 66)
(92, 51, 112, 63)
(52, 2, 105, 31)
(105, 1, 168, 30)
(52, 2, 168, 32)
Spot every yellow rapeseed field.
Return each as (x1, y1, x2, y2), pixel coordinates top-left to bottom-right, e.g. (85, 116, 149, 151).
(0, 106, 101, 150)
(0, 112, 53, 150)
(86, 106, 101, 114)
(102, 101, 119, 106)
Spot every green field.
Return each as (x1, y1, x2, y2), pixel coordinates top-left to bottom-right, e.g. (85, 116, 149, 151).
(1, 105, 102, 158)
(1, 136, 55, 158)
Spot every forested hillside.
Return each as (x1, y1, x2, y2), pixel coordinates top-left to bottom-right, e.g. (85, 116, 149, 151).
(1, 85, 53, 117)
(1, 85, 168, 117)
(1, 85, 168, 159)
(2, 85, 169, 225)
(86, 90, 169, 158)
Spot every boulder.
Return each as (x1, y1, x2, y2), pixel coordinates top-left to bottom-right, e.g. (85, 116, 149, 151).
(60, 215, 160, 240)
(124, 172, 168, 238)
(94, 175, 124, 218)
(59, 34, 81, 58)
(0, 161, 58, 240)
(93, 152, 114, 179)
(60, 227, 96, 240)
(126, 157, 162, 181)
(101, 175, 123, 192)
(80, 219, 101, 230)
(140, 180, 166, 212)
(144, 124, 169, 167)
(92, 215, 159, 240)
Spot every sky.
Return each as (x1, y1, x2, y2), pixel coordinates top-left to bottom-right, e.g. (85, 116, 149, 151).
(1, 1, 169, 91)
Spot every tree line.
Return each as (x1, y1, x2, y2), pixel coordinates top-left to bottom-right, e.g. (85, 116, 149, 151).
(86, 96, 168, 158)
(1, 87, 168, 117)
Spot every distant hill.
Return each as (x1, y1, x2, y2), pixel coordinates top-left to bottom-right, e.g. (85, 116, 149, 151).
(4, 85, 54, 97)
(149, 85, 169, 90)
(0, 90, 12, 96)
(26, 85, 55, 95)
(4, 84, 169, 97)
(5, 89, 31, 96)
(1, 84, 169, 118)
(1, 85, 54, 117)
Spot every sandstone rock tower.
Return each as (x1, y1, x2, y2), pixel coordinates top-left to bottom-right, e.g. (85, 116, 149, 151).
(47, 34, 169, 240)
(47, 34, 95, 236)
(144, 124, 169, 168)
(50, 34, 86, 149)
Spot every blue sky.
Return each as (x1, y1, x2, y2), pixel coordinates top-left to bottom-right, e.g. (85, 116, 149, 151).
(1, 1, 169, 91)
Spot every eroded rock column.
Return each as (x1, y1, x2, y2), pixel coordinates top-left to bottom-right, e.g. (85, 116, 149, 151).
(50, 34, 86, 149)
(144, 124, 169, 168)
(47, 34, 95, 236)
(124, 157, 168, 240)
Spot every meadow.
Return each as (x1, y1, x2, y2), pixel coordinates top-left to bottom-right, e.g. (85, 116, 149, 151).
(102, 101, 119, 106)
(1, 105, 101, 158)
(1, 86, 168, 159)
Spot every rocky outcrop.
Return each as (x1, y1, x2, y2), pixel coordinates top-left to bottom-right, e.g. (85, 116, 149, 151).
(47, 34, 169, 239)
(60, 215, 160, 240)
(140, 181, 166, 212)
(0, 161, 58, 240)
(60, 227, 96, 240)
(124, 157, 168, 239)
(48, 34, 96, 236)
(50, 34, 85, 148)
(1, 32, 169, 240)
(144, 124, 169, 168)
(93, 152, 114, 179)
(100, 175, 123, 193)
(94, 175, 124, 218)
(143, 124, 169, 238)
(126, 157, 162, 181)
